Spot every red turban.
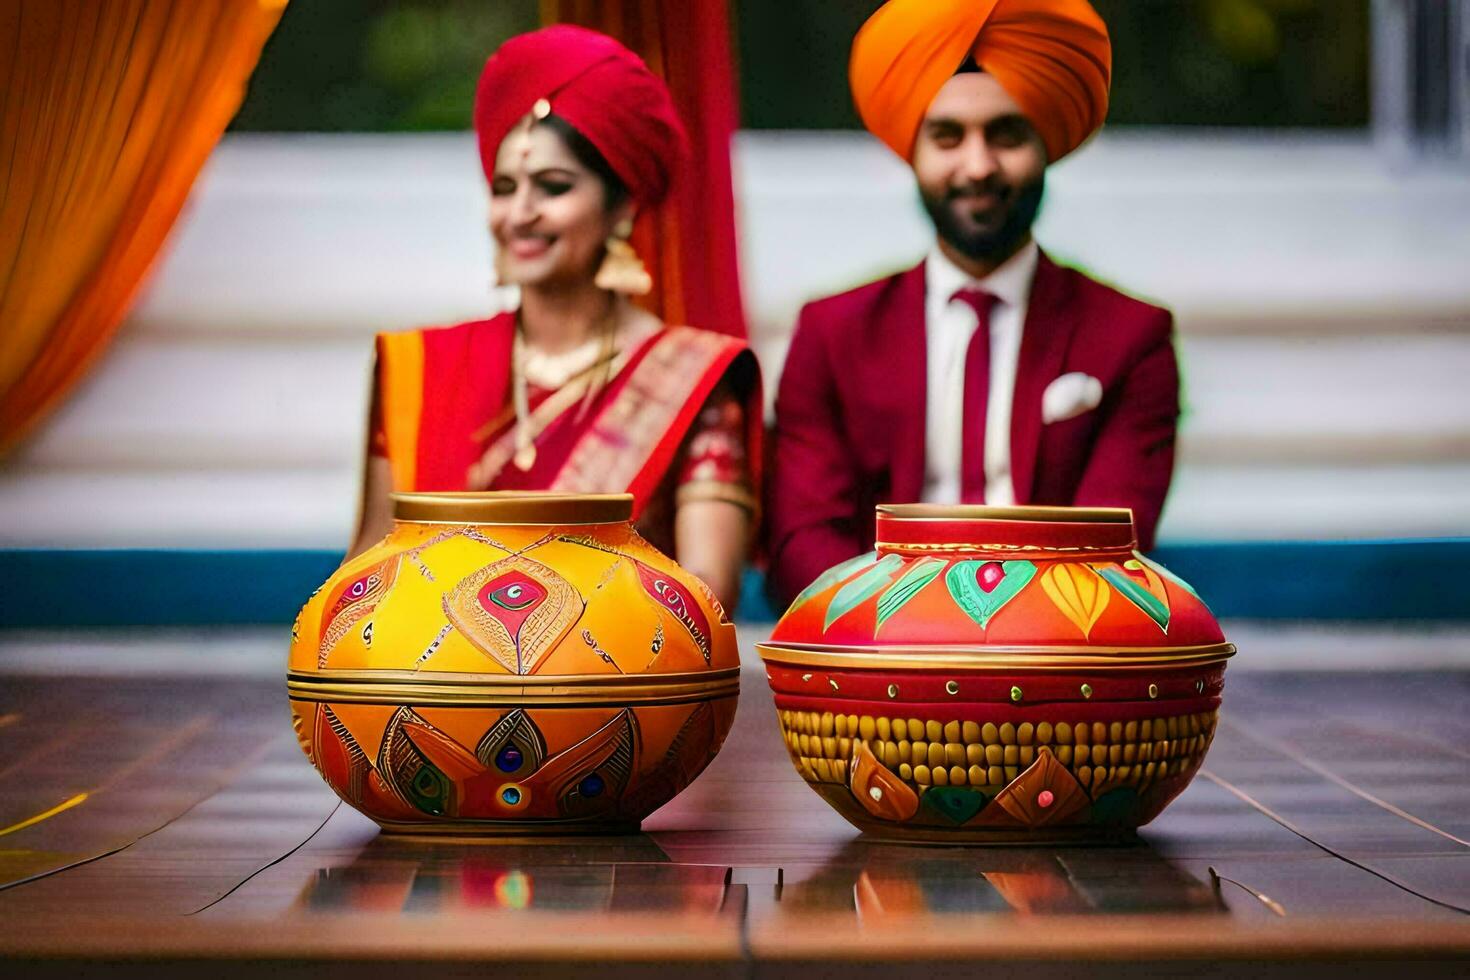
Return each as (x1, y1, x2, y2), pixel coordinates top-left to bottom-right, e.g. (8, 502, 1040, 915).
(850, 0, 1111, 164)
(473, 25, 687, 206)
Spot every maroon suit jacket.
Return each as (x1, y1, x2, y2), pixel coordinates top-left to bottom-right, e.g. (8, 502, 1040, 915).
(768, 251, 1179, 607)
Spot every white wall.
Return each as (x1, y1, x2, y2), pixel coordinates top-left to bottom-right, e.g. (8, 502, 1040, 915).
(2, 131, 1468, 548)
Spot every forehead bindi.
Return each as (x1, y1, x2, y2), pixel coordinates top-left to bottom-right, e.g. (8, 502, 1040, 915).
(493, 123, 586, 178)
(923, 72, 1027, 131)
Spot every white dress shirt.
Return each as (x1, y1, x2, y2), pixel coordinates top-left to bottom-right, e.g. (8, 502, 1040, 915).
(920, 240, 1040, 506)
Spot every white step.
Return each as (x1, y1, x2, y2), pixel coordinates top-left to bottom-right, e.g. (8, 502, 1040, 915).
(2, 132, 1466, 549)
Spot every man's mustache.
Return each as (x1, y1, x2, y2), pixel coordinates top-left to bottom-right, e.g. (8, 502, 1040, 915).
(946, 180, 1011, 203)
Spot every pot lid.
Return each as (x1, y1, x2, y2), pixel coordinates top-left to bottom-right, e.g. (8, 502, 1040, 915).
(393, 491, 633, 525)
(767, 506, 1228, 656)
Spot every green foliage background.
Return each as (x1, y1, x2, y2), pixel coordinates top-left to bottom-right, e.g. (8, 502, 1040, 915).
(231, 0, 1368, 132)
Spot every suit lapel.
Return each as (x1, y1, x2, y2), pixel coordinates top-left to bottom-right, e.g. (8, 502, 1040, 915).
(1010, 252, 1077, 504)
(881, 262, 928, 503)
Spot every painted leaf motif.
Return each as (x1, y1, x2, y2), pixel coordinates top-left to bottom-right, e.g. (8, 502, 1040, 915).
(1137, 554, 1210, 609)
(849, 739, 919, 821)
(318, 555, 401, 665)
(989, 747, 1088, 828)
(920, 785, 988, 825)
(1090, 787, 1141, 827)
(475, 708, 547, 777)
(551, 709, 638, 820)
(823, 553, 904, 631)
(1094, 563, 1170, 633)
(874, 557, 945, 632)
(619, 702, 715, 819)
(379, 708, 480, 817)
(1039, 563, 1110, 638)
(946, 559, 1037, 629)
(476, 572, 548, 639)
(633, 560, 713, 664)
(790, 550, 878, 612)
(444, 555, 582, 675)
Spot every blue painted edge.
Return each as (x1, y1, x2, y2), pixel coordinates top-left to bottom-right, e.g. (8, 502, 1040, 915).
(1, 539, 1468, 629)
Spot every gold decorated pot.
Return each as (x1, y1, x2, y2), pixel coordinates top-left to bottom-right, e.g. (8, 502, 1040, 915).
(288, 492, 739, 835)
(758, 505, 1234, 843)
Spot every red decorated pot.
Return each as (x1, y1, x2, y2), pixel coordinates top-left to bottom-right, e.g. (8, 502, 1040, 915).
(757, 505, 1234, 843)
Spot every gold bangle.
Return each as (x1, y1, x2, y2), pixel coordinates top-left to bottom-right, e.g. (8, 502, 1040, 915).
(675, 480, 756, 512)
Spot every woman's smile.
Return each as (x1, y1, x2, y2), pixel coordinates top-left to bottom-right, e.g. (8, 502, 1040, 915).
(506, 234, 554, 261)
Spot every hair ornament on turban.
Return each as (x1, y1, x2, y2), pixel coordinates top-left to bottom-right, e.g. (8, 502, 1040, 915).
(850, 0, 1111, 164)
(474, 25, 688, 206)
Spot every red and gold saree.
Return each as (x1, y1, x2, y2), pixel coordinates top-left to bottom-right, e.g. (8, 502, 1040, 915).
(369, 313, 760, 553)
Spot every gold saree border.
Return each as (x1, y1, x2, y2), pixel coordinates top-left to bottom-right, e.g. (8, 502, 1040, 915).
(552, 326, 736, 496)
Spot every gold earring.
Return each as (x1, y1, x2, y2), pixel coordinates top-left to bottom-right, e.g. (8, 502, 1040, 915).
(594, 217, 652, 296)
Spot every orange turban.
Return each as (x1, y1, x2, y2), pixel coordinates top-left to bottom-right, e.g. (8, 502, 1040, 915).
(850, 0, 1111, 163)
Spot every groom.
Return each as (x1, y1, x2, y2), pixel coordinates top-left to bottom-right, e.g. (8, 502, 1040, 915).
(768, 0, 1180, 606)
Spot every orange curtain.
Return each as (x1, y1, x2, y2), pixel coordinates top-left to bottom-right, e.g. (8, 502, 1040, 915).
(0, 0, 287, 455)
(542, 0, 748, 339)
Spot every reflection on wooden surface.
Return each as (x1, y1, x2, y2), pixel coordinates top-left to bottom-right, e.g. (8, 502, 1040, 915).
(0, 645, 1468, 974)
(291, 835, 731, 915)
(778, 841, 1221, 917)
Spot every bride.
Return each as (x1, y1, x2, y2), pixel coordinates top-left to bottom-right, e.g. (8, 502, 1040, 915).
(351, 26, 760, 611)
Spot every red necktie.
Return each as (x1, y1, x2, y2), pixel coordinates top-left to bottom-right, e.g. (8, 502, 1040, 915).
(952, 287, 997, 504)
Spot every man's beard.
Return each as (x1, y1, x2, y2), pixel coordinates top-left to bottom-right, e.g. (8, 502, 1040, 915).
(920, 172, 1045, 264)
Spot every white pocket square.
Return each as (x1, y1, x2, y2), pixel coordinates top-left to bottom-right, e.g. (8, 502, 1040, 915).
(1042, 372, 1103, 424)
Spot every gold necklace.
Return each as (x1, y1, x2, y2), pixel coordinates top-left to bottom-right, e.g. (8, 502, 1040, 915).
(511, 302, 618, 472)
(511, 327, 537, 471)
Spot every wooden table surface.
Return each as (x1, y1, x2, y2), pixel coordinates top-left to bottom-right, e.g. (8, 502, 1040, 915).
(2, 629, 1468, 977)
